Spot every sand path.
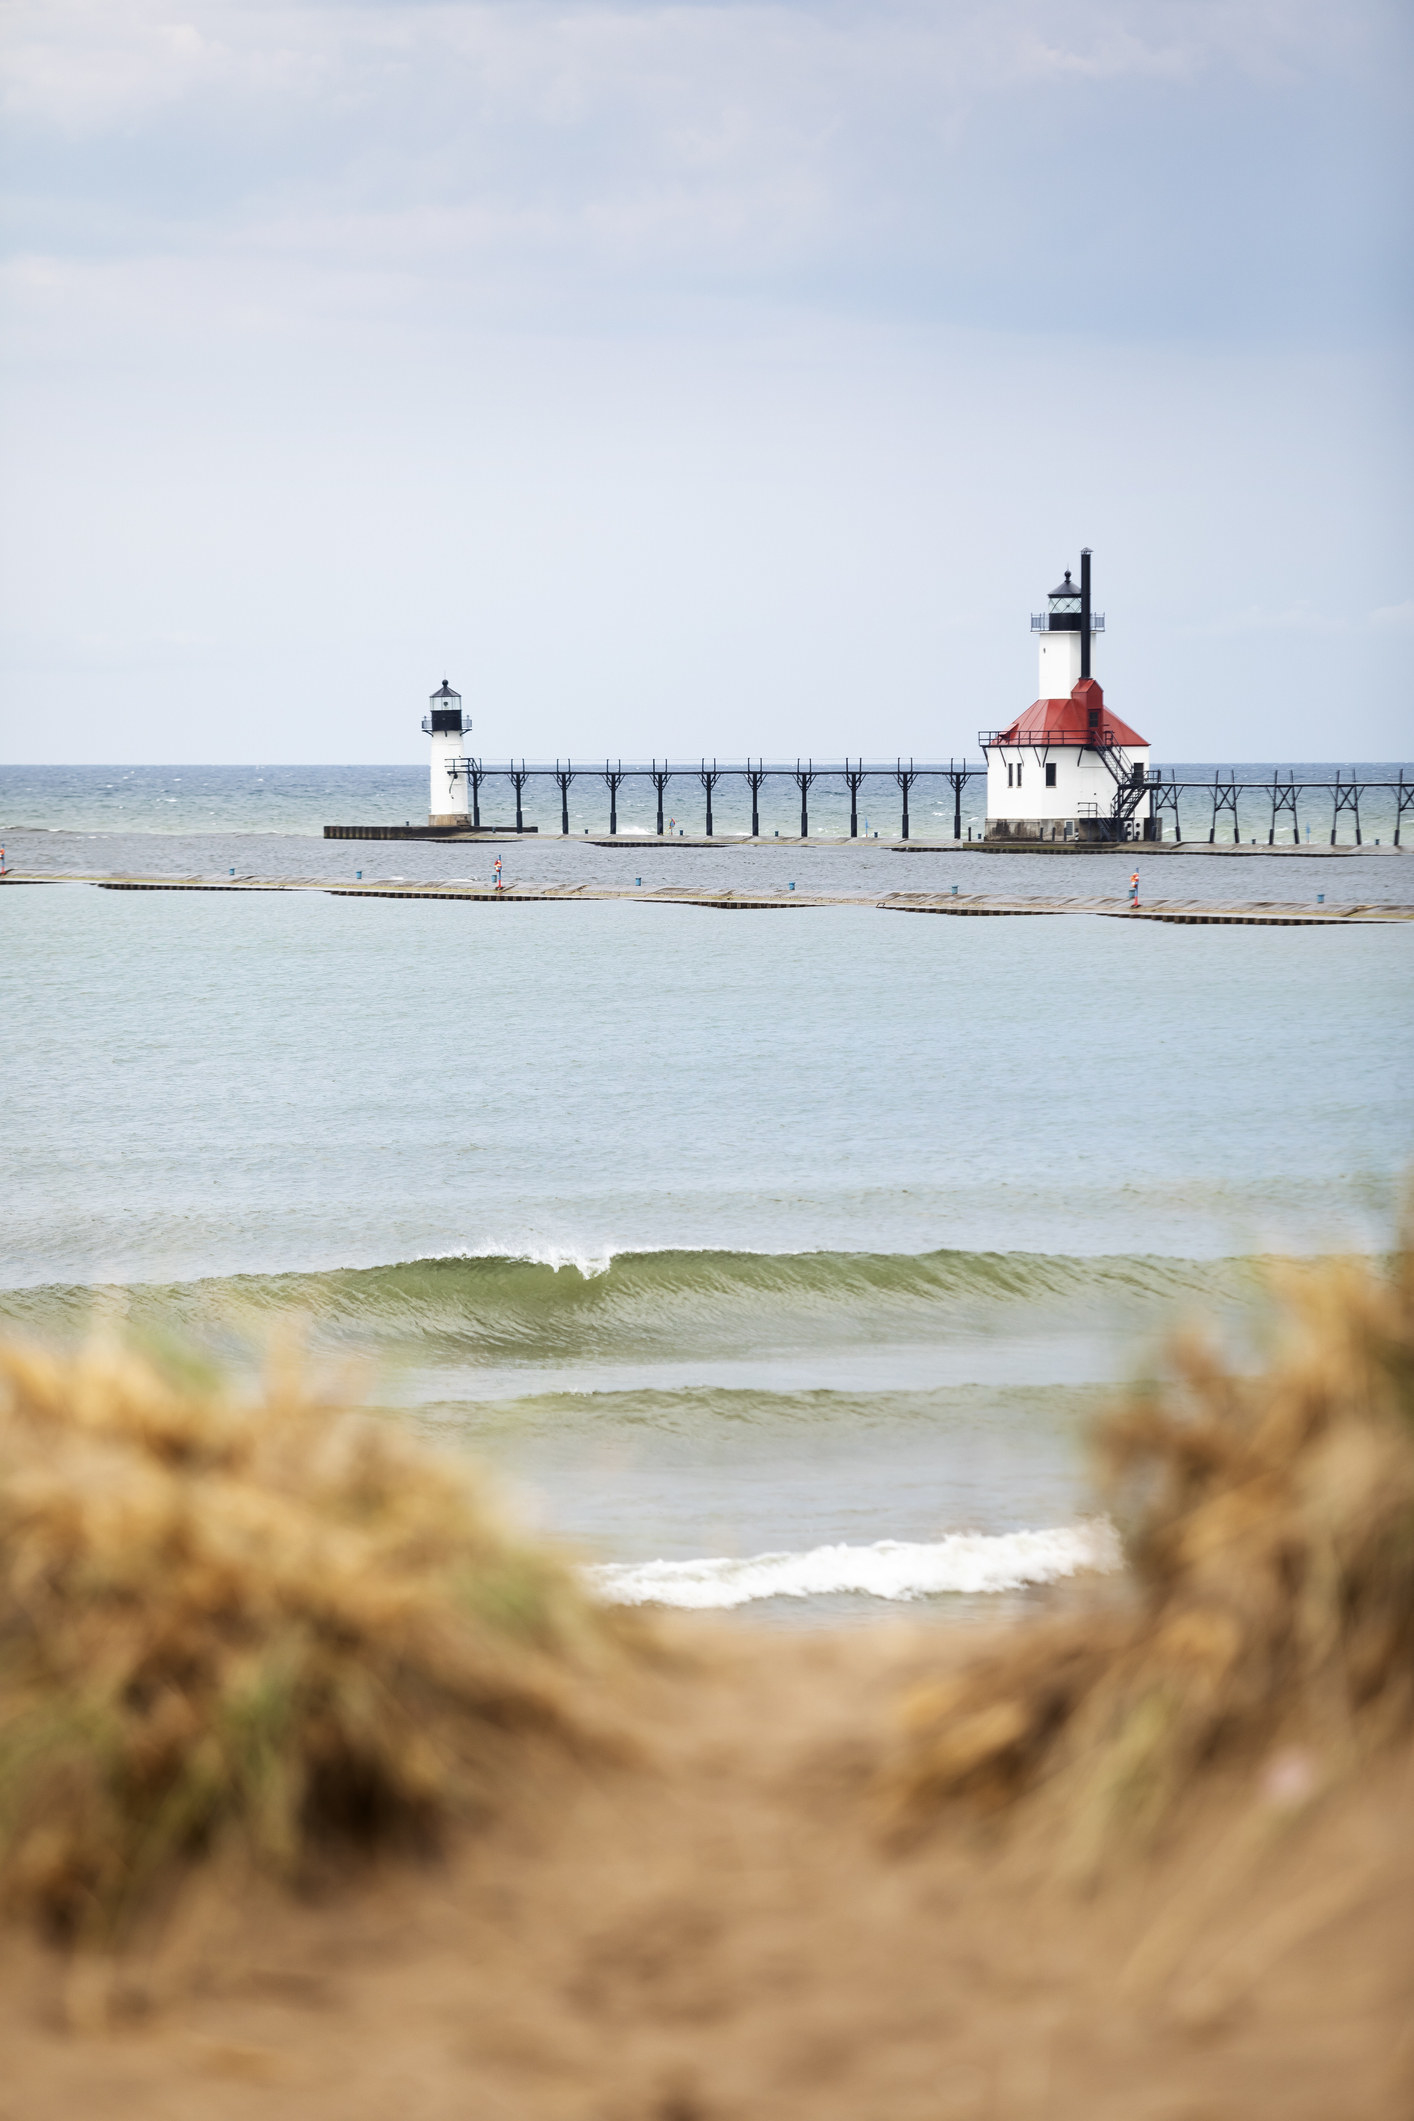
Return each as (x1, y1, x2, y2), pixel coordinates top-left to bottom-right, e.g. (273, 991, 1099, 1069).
(2, 1621, 1410, 2120)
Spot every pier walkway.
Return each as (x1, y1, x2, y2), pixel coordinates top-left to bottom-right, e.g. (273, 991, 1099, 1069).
(326, 761, 1414, 845)
(7, 872, 1412, 927)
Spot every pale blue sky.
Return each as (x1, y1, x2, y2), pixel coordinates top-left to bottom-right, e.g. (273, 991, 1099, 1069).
(1, 0, 1409, 764)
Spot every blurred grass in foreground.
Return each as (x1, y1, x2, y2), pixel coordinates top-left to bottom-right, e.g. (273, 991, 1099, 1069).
(0, 1339, 622, 1941)
(888, 1237, 1414, 1873)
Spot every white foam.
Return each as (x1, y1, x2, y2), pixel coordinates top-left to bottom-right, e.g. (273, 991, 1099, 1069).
(421, 1243, 618, 1278)
(501, 1243, 616, 1278)
(589, 1519, 1122, 1610)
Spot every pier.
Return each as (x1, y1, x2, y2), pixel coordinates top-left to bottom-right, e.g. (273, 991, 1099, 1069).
(7, 873, 1411, 927)
(325, 762, 1414, 847)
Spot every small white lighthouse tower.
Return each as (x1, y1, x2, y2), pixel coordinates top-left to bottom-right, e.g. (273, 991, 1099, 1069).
(424, 680, 470, 828)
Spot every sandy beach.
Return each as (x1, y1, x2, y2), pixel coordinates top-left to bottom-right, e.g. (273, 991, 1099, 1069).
(2, 1615, 1410, 2121)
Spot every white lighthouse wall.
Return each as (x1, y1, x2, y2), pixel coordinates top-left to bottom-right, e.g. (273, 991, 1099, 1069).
(429, 733, 470, 825)
(986, 745, 1151, 838)
(1037, 629, 1085, 698)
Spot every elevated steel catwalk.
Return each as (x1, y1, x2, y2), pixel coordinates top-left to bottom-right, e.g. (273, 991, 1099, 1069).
(423, 759, 1411, 846)
(438, 758, 981, 840)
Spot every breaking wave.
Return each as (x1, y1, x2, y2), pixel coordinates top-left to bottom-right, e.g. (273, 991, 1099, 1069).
(0, 1245, 1261, 1360)
(589, 1520, 1122, 1609)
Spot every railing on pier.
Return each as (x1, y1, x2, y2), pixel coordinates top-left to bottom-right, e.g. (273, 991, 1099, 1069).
(439, 758, 984, 841)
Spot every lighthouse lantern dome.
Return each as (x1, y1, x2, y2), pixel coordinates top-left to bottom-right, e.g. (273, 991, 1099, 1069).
(423, 679, 464, 738)
(1031, 569, 1104, 639)
(1045, 571, 1083, 627)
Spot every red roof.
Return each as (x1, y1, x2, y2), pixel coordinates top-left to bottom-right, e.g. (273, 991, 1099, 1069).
(993, 678, 1147, 750)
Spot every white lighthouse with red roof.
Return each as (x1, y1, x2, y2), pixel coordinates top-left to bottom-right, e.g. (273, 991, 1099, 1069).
(983, 549, 1155, 842)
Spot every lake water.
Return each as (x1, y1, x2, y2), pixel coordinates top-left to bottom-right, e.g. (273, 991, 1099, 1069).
(2, 767, 1411, 1619)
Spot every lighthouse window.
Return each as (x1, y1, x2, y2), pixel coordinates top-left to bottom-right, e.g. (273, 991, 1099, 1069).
(1045, 763, 1057, 788)
(1016, 764, 1022, 788)
(1007, 763, 1013, 788)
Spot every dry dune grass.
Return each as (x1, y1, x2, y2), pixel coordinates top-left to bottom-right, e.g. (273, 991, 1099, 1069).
(888, 1240, 1414, 1868)
(0, 1338, 621, 1940)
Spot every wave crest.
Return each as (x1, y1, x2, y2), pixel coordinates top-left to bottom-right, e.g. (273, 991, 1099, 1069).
(0, 1248, 1256, 1359)
(588, 1520, 1121, 1609)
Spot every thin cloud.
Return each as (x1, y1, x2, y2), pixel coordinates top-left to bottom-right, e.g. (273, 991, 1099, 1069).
(0, 0, 1407, 762)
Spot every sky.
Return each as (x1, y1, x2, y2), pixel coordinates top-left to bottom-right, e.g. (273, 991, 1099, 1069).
(0, 0, 1409, 766)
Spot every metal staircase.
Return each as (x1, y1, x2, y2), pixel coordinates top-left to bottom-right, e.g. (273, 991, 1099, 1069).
(1090, 729, 1156, 838)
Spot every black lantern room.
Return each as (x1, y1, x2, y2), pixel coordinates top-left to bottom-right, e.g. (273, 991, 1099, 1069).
(1044, 571, 1083, 630)
(422, 679, 464, 737)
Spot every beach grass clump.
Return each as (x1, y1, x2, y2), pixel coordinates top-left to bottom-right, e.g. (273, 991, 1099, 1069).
(888, 1241, 1414, 1863)
(0, 1337, 616, 1938)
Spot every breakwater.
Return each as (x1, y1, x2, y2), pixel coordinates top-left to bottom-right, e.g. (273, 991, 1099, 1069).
(8, 873, 1410, 926)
